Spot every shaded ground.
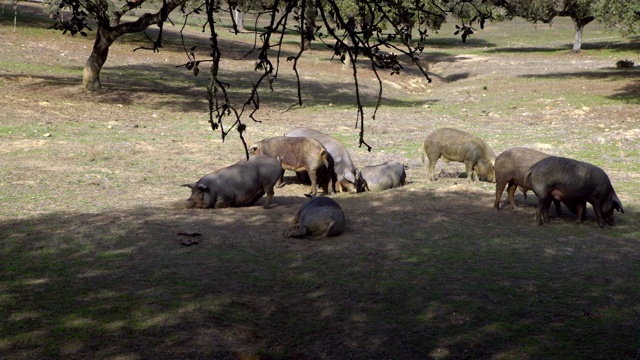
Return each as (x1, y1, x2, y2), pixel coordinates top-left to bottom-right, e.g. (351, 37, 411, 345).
(1, 4, 640, 359)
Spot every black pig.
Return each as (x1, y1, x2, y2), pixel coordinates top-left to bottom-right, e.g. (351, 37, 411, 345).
(284, 197, 345, 239)
(526, 156, 624, 227)
(183, 155, 281, 209)
(357, 161, 407, 192)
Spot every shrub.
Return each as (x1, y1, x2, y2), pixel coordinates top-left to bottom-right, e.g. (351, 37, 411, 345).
(616, 59, 635, 68)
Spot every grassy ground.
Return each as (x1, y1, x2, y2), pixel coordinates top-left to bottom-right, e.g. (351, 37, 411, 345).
(1, 3, 640, 359)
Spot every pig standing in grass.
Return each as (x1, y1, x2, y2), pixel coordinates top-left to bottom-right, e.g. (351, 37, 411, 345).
(183, 154, 281, 209)
(494, 147, 562, 212)
(422, 128, 496, 182)
(357, 161, 407, 192)
(526, 156, 624, 227)
(284, 196, 345, 239)
(285, 127, 358, 193)
(249, 136, 334, 195)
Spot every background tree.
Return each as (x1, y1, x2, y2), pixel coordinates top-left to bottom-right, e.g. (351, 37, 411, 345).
(593, 0, 640, 36)
(50, 0, 495, 153)
(50, 0, 191, 90)
(495, 0, 595, 52)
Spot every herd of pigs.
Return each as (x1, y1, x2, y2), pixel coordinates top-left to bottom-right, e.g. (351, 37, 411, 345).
(183, 127, 625, 238)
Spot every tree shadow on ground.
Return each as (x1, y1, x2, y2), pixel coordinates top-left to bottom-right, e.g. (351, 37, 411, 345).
(485, 39, 640, 54)
(3, 59, 438, 114)
(609, 80, 640, 104)
(425, 37, 496, 49)
(2, 4, 458, 115)
(1, 189, 638, 359)
(519, 68, 640, 103)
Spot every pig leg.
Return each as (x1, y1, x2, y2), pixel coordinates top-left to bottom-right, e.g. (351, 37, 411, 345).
(319, 220, 337, 238)
(284, 224, 309, 238)
(591, 201, 607, 228)
(506, 182, 519, 210)
(329, 173, 337, 194)
(262, 187, 274, 209)
(276, 169, 286, 188)
(552, 199, 563, 216)
(424, 144, 439, 181)
(427, 157, 437, 181)
(307, 169, 318, 195)
(464, 161, 475, 182)
(340, 179, 356, 193)
(536, 196, 553, 225)
(214, 197, 231, 208)
(318, 172, 332, 195)
(574, 202, 586, 224)
(244, 191, 266, 207)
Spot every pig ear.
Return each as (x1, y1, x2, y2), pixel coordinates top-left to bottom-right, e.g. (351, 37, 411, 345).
(197, 184, 208, 191)
(615, 200, 624, 213)
(182, 183, 196, 189)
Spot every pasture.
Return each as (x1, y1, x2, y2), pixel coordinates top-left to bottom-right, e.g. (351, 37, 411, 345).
(1, 4, 639, 359)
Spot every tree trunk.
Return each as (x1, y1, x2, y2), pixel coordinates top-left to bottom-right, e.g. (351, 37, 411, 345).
(233, 8, 245, 31)
(342, 16, 357, 71)
(572, 22, 584, 52)
(571, 16, 594, 53)
(82, 26, 113, 90)
(78, 0, 185, 90)
(301, 0, 315, 50)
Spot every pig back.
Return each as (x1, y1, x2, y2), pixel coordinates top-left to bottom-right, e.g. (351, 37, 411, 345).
(359, 161, 406, 191)
(285, 128, 357, 184)
(297, 196, 345, 237)
(189, 155, 281, 208)
(247, 154, 283, 184)
(527, 156, 611, 197)
(495, 147, 552, 189)
(425, 128, 496, 163)
(252, 136, 327, 172)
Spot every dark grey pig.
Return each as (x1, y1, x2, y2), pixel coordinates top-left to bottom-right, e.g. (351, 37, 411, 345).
(422, 128, 496, 182)
(285, 127, 358, 193)
(249, 136, 334, 195)
(494, 147, 561, 212)
(357, 161, 407, 192)
(526, 156, 624, 227)
(182, 154, 281, 209)
(284, 196, 345, 239)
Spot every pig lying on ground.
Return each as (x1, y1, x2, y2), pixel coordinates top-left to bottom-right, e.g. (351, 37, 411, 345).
(526, 156, 624, 227)
(285, 127, 358, 193)
(422, 128, 496, 182)
(284, 196, 345, 239)
(183, 155, 281, 209)
(494, 147, 561, 213)
(357, 161, 407, 192)
(249, 136, 334, 195)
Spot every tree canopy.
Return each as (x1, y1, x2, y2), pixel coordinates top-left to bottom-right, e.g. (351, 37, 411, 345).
(593, 0, 640, 36)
